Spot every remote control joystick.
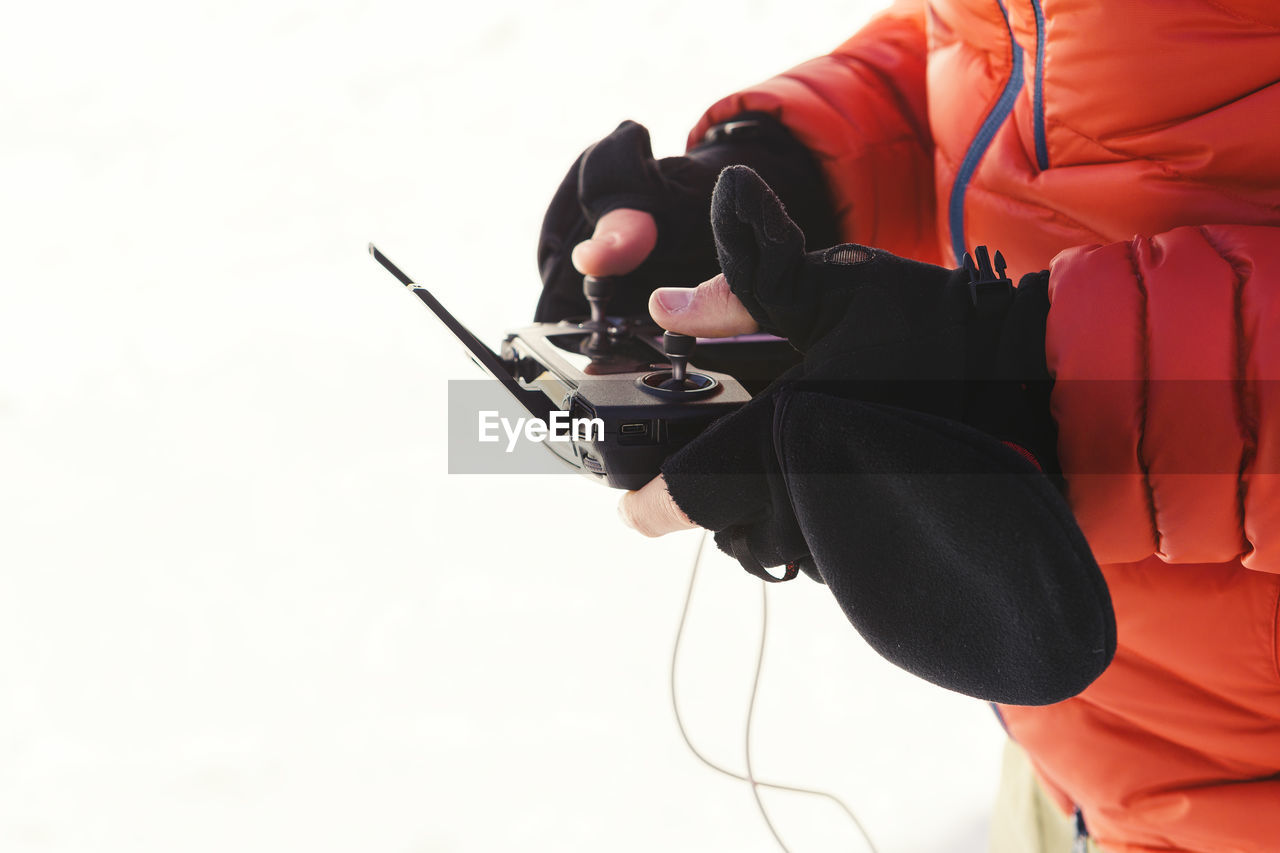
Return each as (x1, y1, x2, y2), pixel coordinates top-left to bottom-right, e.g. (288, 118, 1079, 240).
(583, 276, 613, 328)
(370, 244, 749, 491)
(663, 331, 696, 387)
(582, 275, 616, 354)
(635, 331, 719, 398)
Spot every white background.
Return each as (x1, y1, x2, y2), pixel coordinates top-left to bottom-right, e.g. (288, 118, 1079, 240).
(0, 1, 1006, 850)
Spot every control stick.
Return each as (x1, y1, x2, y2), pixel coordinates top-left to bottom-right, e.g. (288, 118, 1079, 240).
(582, 275, 615, 353)
(637, 330, 718, 398)
(663, 331, 696, 388)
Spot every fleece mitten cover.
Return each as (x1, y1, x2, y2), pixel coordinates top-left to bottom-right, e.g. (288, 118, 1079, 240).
(661, 166, 1114, 704)
(535, 116, 837, 322)
(786, 391, 1111, 705)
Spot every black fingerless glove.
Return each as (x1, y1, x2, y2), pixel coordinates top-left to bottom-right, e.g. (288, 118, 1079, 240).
(661, 166, 1114, 706)
(535, 116, 838, 322)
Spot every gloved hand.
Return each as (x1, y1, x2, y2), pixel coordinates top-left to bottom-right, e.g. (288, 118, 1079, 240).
(630, 165, 1114, 706)
(700, 162, 1057, 455)
(535, 116, 837, 322)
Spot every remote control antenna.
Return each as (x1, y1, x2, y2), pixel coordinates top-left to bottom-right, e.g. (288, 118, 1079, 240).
(369, 243, 417, 287)
(368, 242, 555, 421)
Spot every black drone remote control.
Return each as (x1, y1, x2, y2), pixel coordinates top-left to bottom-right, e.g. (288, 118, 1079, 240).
(370, 244, 774, 490)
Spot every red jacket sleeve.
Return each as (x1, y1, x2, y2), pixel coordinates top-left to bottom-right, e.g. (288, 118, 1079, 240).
(687, 0, 938, 263)
(1046, 224, 1280, 571)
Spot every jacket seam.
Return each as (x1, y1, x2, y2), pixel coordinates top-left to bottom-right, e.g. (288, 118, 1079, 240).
(697, 86, 923, 164)
(1195, 225, 1257, 563)
(1124, 239, 1162, 555)
(775, 71, 926, 161)
(1042, 113, 1280, 217)
(774, 71, 864, 140)
(828, 51, 935, 154)
(819, 132, 927, 155)
(813, 136, 923, 245)
(1046, 76, 1280, 145)
(1096, 637, 1280, 756)
(750, 69, 901, 247)
(1200, 0, 1280, 29)
(1273, 580, 1280, 685)
(773, 73, 924, 247)
(939, 168, 1113, 244)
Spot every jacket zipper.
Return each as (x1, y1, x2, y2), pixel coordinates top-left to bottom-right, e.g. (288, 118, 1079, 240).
(1031, 0, 1049, 171)
(947, 0, 1025, 263)
(1073, 808, 1090, 852)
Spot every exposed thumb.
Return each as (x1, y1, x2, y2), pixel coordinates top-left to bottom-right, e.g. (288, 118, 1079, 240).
(648, 274, 760, 338)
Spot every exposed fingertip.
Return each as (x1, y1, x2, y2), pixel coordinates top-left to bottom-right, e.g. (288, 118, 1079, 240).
(571, 238, 609, 275)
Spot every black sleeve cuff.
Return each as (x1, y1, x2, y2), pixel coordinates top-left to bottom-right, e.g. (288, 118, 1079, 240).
(688, 112, 839, 252)
(660, 380, 810, 574)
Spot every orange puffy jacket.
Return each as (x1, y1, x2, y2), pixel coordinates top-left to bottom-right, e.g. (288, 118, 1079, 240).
(689, 2, 1280, 851)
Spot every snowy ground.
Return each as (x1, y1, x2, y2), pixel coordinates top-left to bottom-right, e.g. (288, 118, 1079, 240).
(0, 1, 1005, 851)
